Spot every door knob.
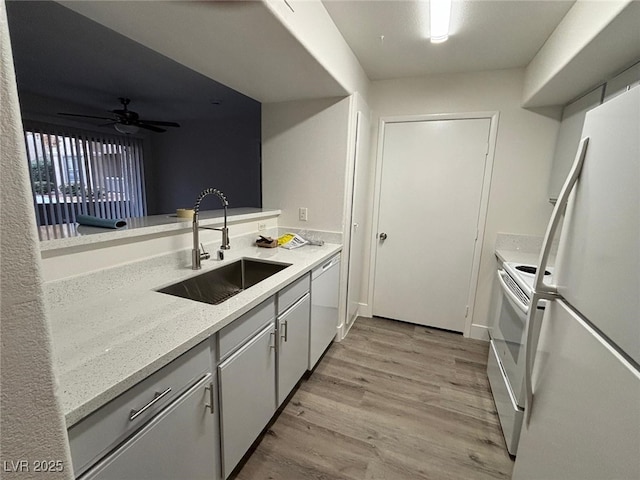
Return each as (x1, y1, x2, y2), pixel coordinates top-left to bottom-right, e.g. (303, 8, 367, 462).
(379, 232, 387, 240)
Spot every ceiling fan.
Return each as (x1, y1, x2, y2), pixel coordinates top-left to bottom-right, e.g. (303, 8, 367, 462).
(58, 97, 180, 134)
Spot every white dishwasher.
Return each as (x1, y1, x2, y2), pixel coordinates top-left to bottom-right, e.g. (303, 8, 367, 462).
(309, 253, 340, 369)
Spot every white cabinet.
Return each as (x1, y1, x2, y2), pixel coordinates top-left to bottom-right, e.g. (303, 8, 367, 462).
(548, 85, 604, 202)
(80, 373, 217, 480)
(277, 293, 310, 406)
(548, 60, 640, 202)
(216, 274, 311, 478)
(70, 261, 329, 480)
(69, 340, 216, 479)
(604, 61, 640, 102)
(218, 323, 277, 478)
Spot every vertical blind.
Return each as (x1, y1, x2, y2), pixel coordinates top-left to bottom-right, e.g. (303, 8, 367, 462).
(23, 122, 147, 239)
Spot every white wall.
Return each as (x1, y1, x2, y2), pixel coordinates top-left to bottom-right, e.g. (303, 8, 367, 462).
(0, 1, 72, 475)
(367, 68, 560, 336)
(264, 0, 370, 100)
(262, 95, 358, 336)
(262, 97, 351, 232)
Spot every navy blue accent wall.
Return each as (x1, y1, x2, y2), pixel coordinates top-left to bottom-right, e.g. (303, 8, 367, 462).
(146, 112, 262, 214)
(7, 0, 263, 219)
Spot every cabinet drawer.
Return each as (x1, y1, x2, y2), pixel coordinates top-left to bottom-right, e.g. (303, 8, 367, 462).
(79, 374, 216, 480)
(69, 340, 212, 477)
(278, 273, 310, 314)
(487, 340, 522, 456)
(218, 296, 276, 360)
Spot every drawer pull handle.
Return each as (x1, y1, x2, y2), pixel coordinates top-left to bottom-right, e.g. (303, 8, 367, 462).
(280, 319, 288, 342)
(269, 330, 276, 350)
(129, 387, 172, 421)
(205, 383, 215, 414)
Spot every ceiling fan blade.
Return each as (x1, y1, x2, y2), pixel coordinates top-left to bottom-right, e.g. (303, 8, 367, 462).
(137, 123, 166, 133)
(138, 119, 181, 127)
(58, 112, 115, 121)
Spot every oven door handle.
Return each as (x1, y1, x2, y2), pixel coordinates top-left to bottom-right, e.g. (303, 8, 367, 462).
(496, 270, 528, 314)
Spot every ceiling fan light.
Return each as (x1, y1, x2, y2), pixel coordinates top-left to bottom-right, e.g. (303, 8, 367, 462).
(114, 123, 139, 134)
(430, 0, 451, 44)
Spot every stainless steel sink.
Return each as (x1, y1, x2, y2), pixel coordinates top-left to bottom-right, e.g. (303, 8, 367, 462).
(157, 258, 291, 305)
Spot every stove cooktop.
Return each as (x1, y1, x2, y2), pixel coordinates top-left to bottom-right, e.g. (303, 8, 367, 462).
(515, 265, 551, 276)
(504, 261, 554, 298)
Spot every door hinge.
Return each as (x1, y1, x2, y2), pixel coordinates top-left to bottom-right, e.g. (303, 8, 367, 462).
(465, 305, 470, 318)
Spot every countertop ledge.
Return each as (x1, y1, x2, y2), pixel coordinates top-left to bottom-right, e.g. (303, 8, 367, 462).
(49, 242, 341, 428)
(495, 249, 556, 269)
(40, 208, 281, 252)
(495, 249, 542, 265)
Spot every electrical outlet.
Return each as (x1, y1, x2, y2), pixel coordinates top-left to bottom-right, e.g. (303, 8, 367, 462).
(258, 223, 266, 231)
(299, 207, 308, 222)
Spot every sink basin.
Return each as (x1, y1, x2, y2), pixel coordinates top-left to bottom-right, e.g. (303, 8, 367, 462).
(157, 258, 291, 305)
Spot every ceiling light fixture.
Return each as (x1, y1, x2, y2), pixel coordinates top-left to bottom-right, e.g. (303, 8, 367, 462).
(430, 0, 451, 44)
(114, 123, 139, 135)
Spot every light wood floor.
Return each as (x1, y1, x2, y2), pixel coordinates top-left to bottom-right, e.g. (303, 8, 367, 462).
(235, 316, 514, 480)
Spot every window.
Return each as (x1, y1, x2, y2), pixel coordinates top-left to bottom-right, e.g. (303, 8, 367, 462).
(23, 122, 147, 239)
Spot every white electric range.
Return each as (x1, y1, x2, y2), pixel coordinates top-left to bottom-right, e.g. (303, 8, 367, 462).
(487, 261, 553, 455)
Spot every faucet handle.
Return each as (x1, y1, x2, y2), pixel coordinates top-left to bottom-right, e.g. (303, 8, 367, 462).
(200, 243, 211, 260)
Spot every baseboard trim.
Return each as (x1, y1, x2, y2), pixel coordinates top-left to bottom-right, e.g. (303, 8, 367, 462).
(469, 324, 490, 341)
(359, 303, 372, 319)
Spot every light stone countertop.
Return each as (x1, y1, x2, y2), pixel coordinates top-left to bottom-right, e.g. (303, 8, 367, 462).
(495, 249, 542, 265)
(47, 240, 341, 427)
(40, 208, 280, 251)
(493, 232, 554, 266)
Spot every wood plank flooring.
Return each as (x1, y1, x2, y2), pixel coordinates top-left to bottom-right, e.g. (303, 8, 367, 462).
(235, 316, 514, 480)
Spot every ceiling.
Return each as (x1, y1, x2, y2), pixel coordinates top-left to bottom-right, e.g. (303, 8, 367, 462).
(9, 0, 630, 116)
(322, 0, 575, 80)
(6, 1, 261, 122)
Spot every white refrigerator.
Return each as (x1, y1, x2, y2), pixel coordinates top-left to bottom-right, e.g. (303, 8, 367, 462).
(512, 86, 640, 479)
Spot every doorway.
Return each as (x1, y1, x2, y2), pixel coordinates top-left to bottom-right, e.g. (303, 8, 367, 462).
(371, 113, 497, 333)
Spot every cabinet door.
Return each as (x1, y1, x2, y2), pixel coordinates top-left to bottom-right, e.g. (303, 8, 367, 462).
(278, 293, 310, 406)
(218, 323, 276, 479)
(81, 374, 217, 480)
(548, 85, 603, 202)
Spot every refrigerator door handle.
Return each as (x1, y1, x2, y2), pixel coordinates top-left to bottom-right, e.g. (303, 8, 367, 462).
(535, 137, 590, 294)
(524, 291, 559, 426)
(524, 292, 544, 426)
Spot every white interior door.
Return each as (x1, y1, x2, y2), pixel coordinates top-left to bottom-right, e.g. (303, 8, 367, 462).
(373, 118, 490, 332)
